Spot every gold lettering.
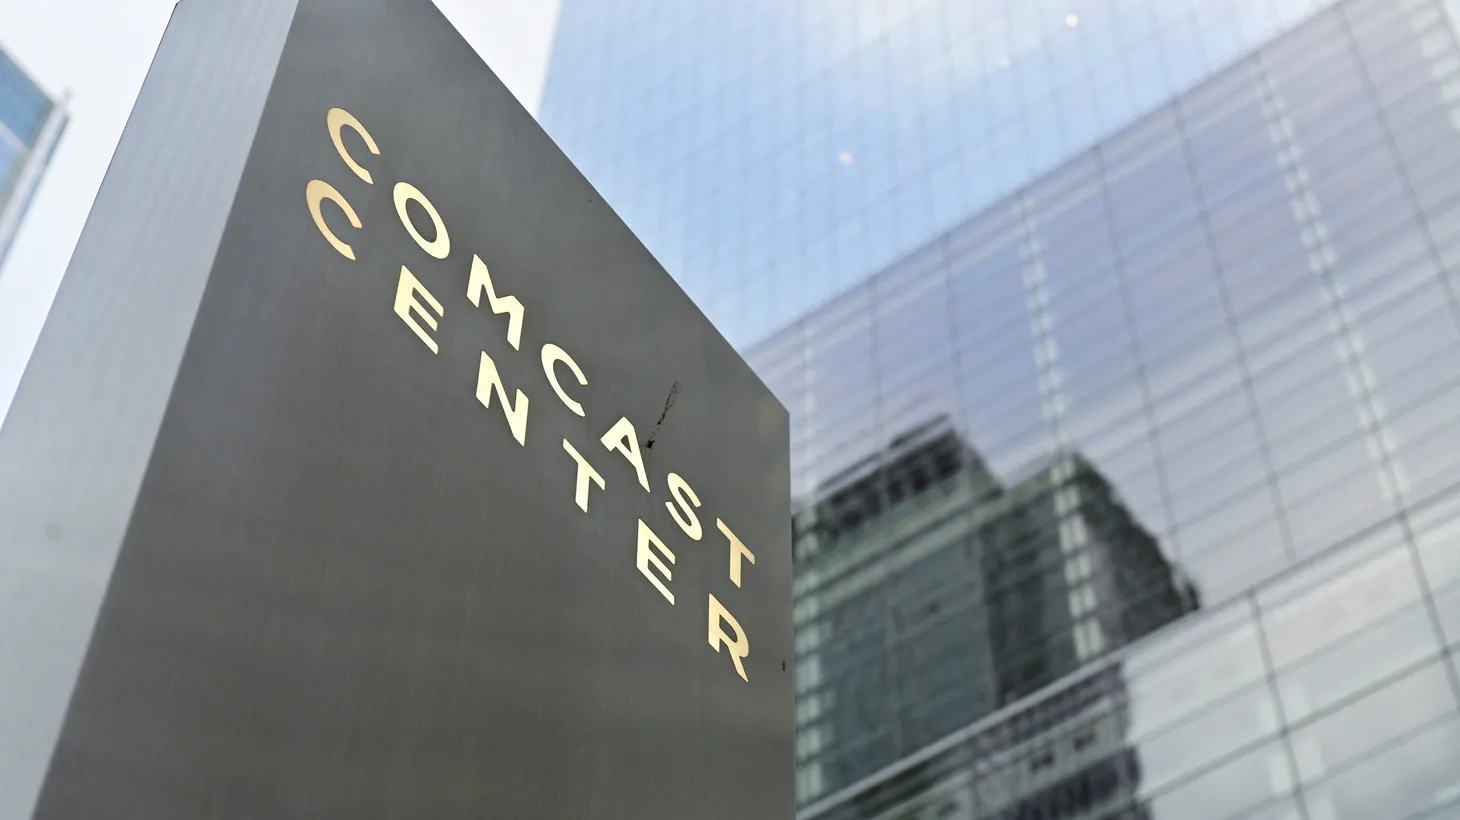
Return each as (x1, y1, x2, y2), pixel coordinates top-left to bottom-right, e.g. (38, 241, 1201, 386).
(306, 179, 361, 260)
(467, 255, 525, 350)
(393, 266, 442, 353)
(327, 107, 379, 184)
(394, 181, 450, 260)
(541, 344, 587, 416)
(562, 439, 605, 512)
(708, 593, 750, 683)
(717, 519, 755, 588)
(665, 473, 703, 541)
(475, 351, 529, 445)
(636, 519, 675, 605)
(601, 417, 650, 492)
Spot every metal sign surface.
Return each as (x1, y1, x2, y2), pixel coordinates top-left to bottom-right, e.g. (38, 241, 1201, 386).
(9, 1, 792, 817)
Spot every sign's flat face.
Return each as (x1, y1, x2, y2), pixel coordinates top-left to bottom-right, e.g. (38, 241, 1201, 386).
(31, 0, 792, 816)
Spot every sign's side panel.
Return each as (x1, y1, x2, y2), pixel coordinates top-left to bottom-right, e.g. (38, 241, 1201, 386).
(0, 3, 299, 819)
(34, 0, 794, 818)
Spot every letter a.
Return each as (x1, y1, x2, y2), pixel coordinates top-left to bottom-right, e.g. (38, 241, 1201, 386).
(601, 416, 650, 492)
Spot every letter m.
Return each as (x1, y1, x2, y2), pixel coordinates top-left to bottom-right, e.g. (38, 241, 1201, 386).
(468, 254, 525, 351)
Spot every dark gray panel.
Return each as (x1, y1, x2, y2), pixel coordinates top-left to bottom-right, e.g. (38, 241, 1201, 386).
(0, 2, 299, 818)
(29, 0, 792, 817)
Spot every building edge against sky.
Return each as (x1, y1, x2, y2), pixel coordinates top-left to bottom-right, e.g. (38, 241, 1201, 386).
(541, 0, 1374, 350)
(542, 0, 1460, 817)
(0, 45, 66, 275)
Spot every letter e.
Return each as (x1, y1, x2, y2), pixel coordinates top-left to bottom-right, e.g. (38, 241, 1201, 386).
(636, 520, 675, 605)
(394, 266, 443, 353)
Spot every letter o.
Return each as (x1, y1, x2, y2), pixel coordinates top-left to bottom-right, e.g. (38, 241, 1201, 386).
(393, 181, 450, 260)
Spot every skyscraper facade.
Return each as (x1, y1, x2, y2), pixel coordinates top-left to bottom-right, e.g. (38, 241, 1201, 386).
(0, 45, 65, 272)
(543, 0, 1350, 347)
(543, 0, 1460, 817)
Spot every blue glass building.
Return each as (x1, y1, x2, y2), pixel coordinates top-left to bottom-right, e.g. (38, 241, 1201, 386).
(543, 0, 1354, 347)
(0, 45, 65, 272)
(543, 0, 1460, 817)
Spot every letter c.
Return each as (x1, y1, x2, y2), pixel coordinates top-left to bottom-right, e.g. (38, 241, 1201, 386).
(327, 107, 380, 184)
(306, 179, 362, 261)
(541, 343, 588, 417)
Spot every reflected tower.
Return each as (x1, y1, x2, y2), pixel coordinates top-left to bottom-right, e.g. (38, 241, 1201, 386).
(791, 418, 1197, 802)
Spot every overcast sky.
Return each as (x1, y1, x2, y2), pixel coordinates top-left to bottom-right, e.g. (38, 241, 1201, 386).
(0, 0, 562, 424)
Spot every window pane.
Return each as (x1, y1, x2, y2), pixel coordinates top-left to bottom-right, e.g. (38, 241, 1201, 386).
(1436, 582, 1460, 649)
(1135, 682, 1281, 794)
(1143, 741, 1292, 820)
(1274, 603, 1440, 722)
(1232, 798, 1307, 820)
(1287, 659, 1457, 783)
(1260, 541, 1422, 668)
(1416, 497, 1460, 593)
(1127, 604, 1268, 740)
(1299, 717, 1460, 820)
(1181, 511, 1290, 601)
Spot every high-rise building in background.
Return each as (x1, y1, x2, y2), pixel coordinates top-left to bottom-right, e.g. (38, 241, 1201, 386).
(0, 45, 65, 273)
(543, 0, 1460, 817)
(790, 418, 1196, 798)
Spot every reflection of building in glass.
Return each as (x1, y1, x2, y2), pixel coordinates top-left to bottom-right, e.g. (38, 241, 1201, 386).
(792, 420, 1001, 799)
(807, 664, 1154, 820)
(969, 666, 1150, 820)
(544, 0, 1460, 816)
(981, 451, 1199, 709)
(793, 419, 1196, 800)
(0, 46, 66, 271)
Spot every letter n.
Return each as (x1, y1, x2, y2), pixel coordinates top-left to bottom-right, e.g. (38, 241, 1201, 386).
(476, 351, 529, 445)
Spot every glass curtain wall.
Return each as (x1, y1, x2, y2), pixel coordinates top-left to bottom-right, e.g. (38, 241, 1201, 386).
(745, 0, 1460, 815)
(542, 0, 1346, 348)
(543, 0, 1460, 816)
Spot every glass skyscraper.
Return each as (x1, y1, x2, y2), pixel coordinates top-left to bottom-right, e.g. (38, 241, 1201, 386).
(0, 45, 65, 272)
(542, 0, 1460, 817)
(543, 0, 1361, 347)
